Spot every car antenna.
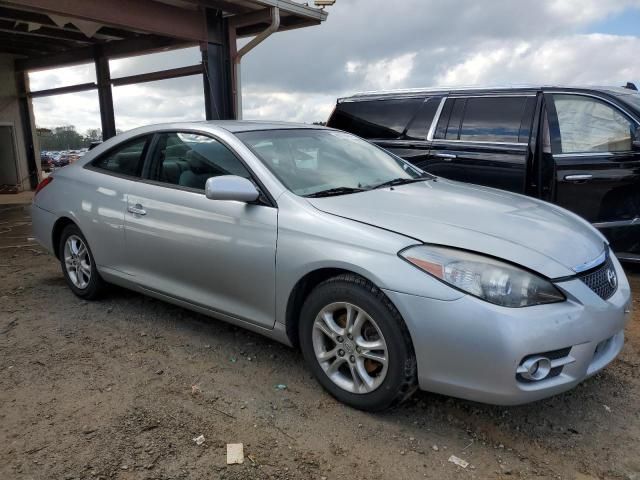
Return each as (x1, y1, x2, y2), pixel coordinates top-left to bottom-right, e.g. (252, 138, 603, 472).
(623, 82, 638, 91)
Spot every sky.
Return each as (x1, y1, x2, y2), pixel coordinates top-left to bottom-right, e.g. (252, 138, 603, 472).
(29, 0, 640, 134)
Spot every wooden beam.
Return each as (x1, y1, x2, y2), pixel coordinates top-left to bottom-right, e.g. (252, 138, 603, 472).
(111, 64, 203, 87)
(228, 8, 271, 29)
(0, 6, 129, 40)
(3, 0, 207, 41)
(15, 35, 195, 71)
(28, 82, 97, 98)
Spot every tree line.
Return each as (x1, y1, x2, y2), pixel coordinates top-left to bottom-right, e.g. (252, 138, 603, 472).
(37, 126, 121, 151)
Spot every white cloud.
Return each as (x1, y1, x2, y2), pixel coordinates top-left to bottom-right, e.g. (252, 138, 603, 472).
(243, 89, 336, 123)
(435, 34, 640, 87)
(346, 52, 418, 91)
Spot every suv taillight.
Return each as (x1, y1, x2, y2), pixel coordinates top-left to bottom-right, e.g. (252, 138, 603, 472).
(35, 176, 53, 195)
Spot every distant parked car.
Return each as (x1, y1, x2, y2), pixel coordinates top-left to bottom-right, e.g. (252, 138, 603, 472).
(328, 85, 640, 262)
(31, 121, 631, 411)
(40, 154, 53, 172)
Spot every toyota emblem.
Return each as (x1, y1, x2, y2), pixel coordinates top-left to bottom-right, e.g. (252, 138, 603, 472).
(606, 268, 617, 289)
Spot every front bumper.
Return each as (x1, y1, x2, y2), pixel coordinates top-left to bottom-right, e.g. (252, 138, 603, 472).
(384, 254, 632, 405)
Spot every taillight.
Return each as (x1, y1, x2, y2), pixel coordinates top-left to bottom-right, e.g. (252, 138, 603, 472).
(35, 176, 53, 195)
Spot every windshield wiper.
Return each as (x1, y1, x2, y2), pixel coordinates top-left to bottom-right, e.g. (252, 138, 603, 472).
(371, 176, 432, 190)
(305, 186, 366, 198)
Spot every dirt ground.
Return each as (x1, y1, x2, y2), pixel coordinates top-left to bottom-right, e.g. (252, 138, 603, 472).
(1, 203, 639, 480)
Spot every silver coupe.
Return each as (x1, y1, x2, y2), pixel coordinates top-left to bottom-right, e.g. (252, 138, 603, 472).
(31, 121, 632, 411)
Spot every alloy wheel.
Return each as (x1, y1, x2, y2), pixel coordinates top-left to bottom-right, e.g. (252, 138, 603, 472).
(312, 302, 388, 394)
(63, 235, 92, 289)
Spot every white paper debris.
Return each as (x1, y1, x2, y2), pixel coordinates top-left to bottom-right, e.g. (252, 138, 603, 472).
(227, 443, 244, 464)
(193, 434, 205, 445)
(448, 455, 469, 468)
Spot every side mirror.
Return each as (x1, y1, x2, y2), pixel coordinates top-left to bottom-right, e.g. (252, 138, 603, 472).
(205, 175, 260, 203)
(633, 126, 640, 150)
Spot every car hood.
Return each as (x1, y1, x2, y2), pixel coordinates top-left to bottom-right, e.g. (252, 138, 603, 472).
(306, 179, 606, 278)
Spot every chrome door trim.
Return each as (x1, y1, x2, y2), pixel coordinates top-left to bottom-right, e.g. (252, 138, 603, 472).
(563, 174, 593, 181)
(435, 153, 457, 160)
(554, 152, 620, 158)
(426, 97, 446, 141)
(431, 138, 527, 147)
(592, 217, 640, 228)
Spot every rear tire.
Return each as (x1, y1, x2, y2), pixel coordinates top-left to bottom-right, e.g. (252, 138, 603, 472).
(299, 274, 417, 411)
(59, 224, 105, 300)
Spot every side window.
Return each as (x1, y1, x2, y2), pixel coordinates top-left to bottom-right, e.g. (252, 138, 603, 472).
(458, 97, 528, 143)
(446, 98, 467, 140)
(150, 132, 251, 191)
(329, 98, 424, 139)
(404, 97, 440, 140)
(91, 137, 148, 177)
(553, 94, 635, 153)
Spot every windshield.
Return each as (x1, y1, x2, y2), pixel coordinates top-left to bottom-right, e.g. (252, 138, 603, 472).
(236, 129, 431, 197)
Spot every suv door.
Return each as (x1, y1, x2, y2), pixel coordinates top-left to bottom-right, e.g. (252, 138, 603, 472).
(123, 131, 278, 328)
(424, 95, 537, 193)
(546, 92, 640, 257)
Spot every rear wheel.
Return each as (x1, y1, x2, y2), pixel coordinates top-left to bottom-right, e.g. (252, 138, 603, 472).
(299, 274, 417, 411)
(59, 224, 105, 299)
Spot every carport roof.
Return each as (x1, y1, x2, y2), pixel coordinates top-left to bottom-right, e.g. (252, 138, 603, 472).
(0, 0, 327, 70)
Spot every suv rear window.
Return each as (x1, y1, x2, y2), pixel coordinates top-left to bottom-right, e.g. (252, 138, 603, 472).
(435, 96, 534, 143)
(328, 98, 424, 139)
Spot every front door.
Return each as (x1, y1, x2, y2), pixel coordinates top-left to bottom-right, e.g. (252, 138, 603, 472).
(124, 131, 278, 328)
(546, 92, 640, 256)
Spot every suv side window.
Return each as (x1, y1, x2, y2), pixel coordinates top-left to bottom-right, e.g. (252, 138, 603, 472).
(434, 96, 530, 143)
(404, 97, 440, 140)
(459, 97, 528, 142)
(91, 136, 148, 177)
(553, 94, 635, 153)
(149, 132, 251, 191)
(329, 98, 424, 139)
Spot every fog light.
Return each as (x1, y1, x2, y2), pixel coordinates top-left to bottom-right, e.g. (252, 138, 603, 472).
(519, 356, 552, 381)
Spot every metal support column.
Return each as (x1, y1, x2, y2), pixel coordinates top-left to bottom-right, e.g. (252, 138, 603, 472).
(94, 46, 116, 140)
(202, 8, 233, 120)
(15, 72, 40, 189)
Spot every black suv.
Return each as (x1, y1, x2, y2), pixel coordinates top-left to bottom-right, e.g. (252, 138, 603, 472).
(327, 86, 640, 261)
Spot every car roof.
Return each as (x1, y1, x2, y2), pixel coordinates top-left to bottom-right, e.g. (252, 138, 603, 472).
(207, 120, 324, 133)
(338, 85, 637, 102)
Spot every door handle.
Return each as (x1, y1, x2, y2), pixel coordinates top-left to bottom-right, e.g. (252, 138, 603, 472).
(564, 174, 593, 182)
(128, 204, 147, 216)
(435, 153, 457, 160)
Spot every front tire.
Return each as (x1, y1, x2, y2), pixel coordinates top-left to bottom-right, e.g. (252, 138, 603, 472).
(59, 224, 105, 300)
(299, 274, 417, 411)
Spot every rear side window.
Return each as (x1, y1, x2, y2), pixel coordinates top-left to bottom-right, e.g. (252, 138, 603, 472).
(435, 96, 531, 143)
(91, 137, 148, 177)
(328, 98, 424, 139)
(405, 98, 440, 140)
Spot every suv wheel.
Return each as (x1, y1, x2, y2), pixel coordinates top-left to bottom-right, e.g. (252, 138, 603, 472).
(299, 274, 417, 411)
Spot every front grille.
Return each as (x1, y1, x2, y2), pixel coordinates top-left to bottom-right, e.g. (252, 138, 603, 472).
(577, 255, 618, 300)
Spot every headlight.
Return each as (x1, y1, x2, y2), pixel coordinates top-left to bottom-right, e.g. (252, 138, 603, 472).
(399, 245, 565, 307)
